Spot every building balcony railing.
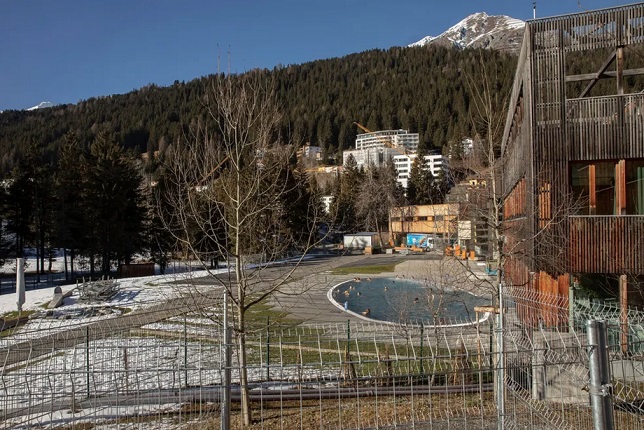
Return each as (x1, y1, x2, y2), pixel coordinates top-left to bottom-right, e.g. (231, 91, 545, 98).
(565, 93, 644, 160)
(569, 215, 644, 273)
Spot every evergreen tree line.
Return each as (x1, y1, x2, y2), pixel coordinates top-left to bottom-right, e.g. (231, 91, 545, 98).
(0, 46, 518, 174)
(0, 131, 153, 277)
(0, 132, 451, 274)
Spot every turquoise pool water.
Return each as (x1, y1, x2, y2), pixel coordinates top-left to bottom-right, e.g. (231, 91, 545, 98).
(331, 277, 487, 324)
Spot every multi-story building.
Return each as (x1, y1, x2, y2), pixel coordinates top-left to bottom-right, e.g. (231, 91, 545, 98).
(389, 203, 461, 248)
(354, 129, 419, 152)
(393, 153, 446, 189)
(343, 129, 447, 188)
(500, 4, 644, 343)
(446, 178, 491, 257)
(296, 144, 322, 161)
(343, 129, 419, 169)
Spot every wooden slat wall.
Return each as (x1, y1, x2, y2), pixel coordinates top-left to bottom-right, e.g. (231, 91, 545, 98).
(501, 4, 644, 284)
(505, 258, 571, 328)
(530, 4, 644, 52)
(569, 215, 644, 272)
(503, 178, 526, 219)
(567, 94, 644, 160)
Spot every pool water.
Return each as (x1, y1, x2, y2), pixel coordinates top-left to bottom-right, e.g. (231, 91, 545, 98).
(331, 277, 487, 324)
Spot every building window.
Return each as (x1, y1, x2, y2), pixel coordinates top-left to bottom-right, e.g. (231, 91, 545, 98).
(595, 162, 615, 215)
(626, 160, 644, 215)
(571, 160, 644, 215)
(571, 164, 590, 215)
(571, 162, 614, 215)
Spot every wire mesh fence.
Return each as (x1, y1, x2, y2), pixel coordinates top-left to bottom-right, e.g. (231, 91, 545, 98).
(1, 282, 644, 429)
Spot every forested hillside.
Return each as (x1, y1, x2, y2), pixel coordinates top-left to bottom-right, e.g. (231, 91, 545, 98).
(0, 45, 518, 174)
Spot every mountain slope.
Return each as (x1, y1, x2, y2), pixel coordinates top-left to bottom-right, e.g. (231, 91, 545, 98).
(410, 12, 525, 54)
(26, 101, 54, 111)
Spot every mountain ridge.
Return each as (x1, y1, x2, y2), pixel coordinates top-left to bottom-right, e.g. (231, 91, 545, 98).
(26, 101, 54, 111)
(409, 12, 525, 54)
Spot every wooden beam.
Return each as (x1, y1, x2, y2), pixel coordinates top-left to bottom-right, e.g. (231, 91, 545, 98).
(616, 160, 626, 215)
(577, 51, 617, 98)
(565, 68, 644, 82)
(589, 164, 596, 215)
(617, 47, 624, 96)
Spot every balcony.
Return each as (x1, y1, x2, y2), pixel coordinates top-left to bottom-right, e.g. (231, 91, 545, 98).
(569, 215, 644, 273)
(566, 93, 644, 160)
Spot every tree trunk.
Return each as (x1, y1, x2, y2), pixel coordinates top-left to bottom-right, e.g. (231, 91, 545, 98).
(63, 248, 69, 281)
(39, 226, 45, 275)
(70, 249, 75, 280)
(237, 303, 251, 426)
(35, 244, 41, 282)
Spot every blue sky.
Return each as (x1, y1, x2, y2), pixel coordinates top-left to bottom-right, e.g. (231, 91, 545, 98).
(0, 0, 630, 111)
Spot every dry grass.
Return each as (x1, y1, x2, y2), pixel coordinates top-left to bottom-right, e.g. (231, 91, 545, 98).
(186, 393, 497, 430)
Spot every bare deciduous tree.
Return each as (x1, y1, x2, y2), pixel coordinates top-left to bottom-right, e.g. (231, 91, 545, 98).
(356, 160, 405, 247)
(159, 72, 321, 426)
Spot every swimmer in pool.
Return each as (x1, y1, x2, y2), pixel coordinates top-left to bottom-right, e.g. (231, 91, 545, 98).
(362, 308, 370, 316)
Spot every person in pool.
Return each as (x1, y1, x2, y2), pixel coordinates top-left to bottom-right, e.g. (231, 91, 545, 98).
(362, 308, 370, 316)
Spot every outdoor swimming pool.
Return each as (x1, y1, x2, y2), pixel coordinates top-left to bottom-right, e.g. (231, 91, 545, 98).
(330, 277, 488, 324)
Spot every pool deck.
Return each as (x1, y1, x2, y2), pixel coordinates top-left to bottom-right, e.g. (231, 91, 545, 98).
(269, 252, 496, 325)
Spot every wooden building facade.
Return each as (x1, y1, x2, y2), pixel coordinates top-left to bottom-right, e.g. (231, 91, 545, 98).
(501, 4, 644, 335)
(389, 204, 461, 246)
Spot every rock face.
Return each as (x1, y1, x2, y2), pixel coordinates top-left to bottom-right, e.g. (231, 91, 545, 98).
(409, 12, 526, 55)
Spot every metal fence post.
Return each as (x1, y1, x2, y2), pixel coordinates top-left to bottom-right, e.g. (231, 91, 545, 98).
(266, 316, 270, 381)
(587, 319, 614, 430)
(496, 283, 505, 430)
(183, 316, 188, 386)
(221, 292, 231, 430)
(419, 322, 424, 375)
(86, 326, 91, 398)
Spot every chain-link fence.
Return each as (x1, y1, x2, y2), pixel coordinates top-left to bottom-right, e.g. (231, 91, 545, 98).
(2, 282, 644, 429)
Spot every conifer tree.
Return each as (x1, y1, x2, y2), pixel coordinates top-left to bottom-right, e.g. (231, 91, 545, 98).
(55, 131, 89, 279)
(331, 154, 362, 232)
(85, 131, 147, 274)
(0, 143, 57, 274)
(407, 154, 441, 205)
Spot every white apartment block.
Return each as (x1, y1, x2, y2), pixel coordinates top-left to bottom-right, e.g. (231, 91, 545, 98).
(342, 129, 446, 189)
(354, 129, 419, 152)
(342, 147, 401, 168)
(393, 154, 447, 189)
(343, 129, 419, 168)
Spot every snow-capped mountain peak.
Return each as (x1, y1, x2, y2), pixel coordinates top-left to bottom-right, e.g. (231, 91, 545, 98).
(26, 101, 54, 111)
(409, 12, 525, 54)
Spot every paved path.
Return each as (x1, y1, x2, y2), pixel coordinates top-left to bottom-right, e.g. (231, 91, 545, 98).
(0, 253, 376, 368)
(1, 252, 493, 368)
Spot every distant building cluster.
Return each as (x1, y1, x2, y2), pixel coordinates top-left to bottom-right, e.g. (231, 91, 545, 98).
(342, 129, 447, 189)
